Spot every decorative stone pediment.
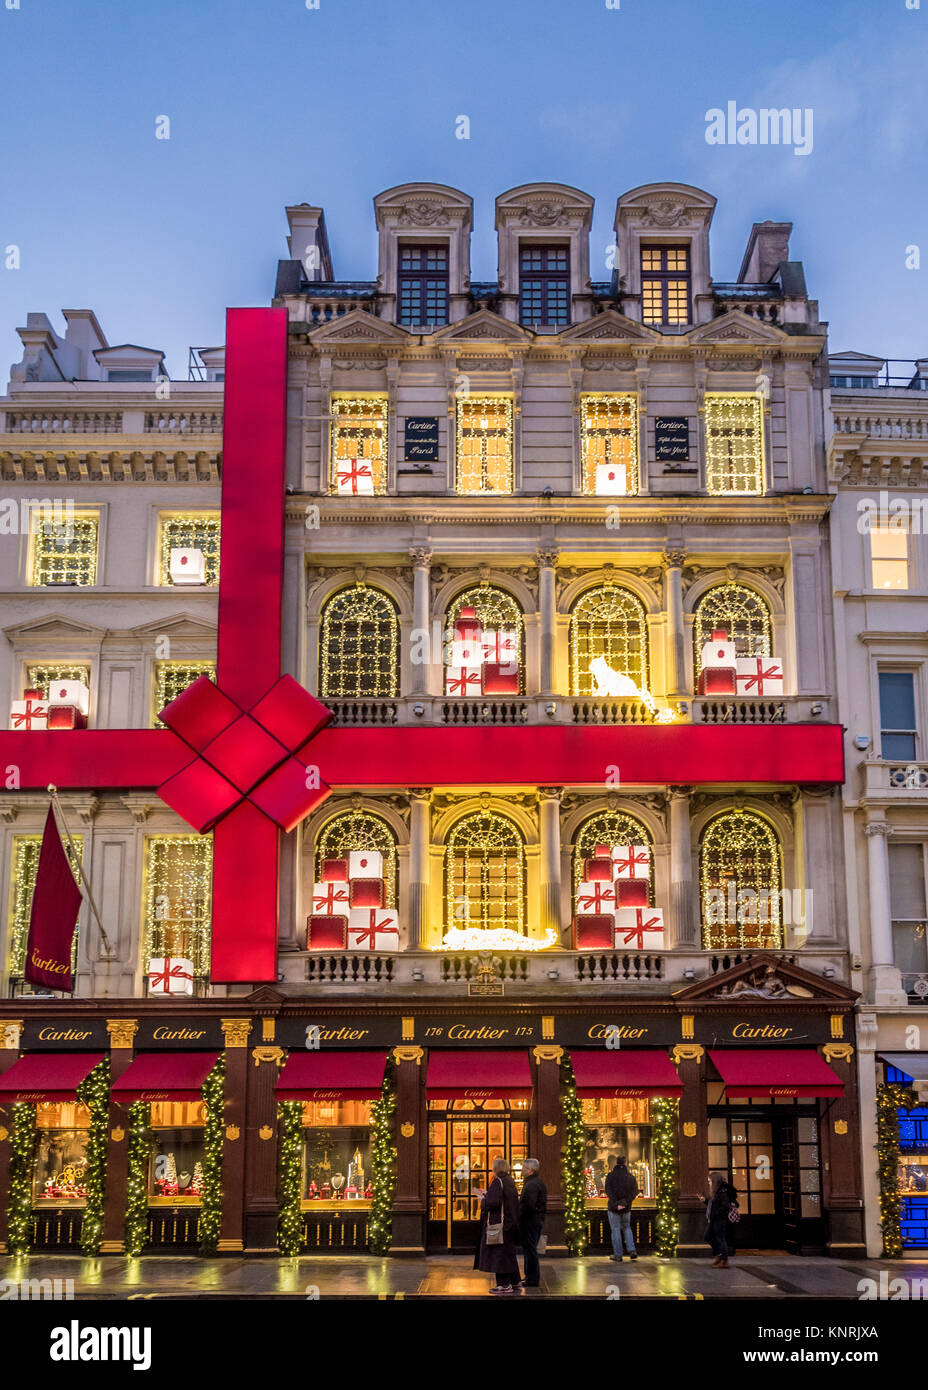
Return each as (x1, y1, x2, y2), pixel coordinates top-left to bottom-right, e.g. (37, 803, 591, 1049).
(686, 309, 788, 348)
(126, 613, 217, 640)
(308, 309, 411, 347)
(430, 309, 532, 345)
(616, 181, 717, 232)
(673, 952, 857, 1004)
(558, 310, 660, 345)
(4, 614, 106, 642)
(495, 182, 594, 230)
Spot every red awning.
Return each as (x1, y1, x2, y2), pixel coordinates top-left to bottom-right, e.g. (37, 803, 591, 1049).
(570, 1051, 682, 1099)
(111, 1052, 220, 1104)
(709, 1049, 844, 1099)
(275, 1051, 387, 1102)
(426, 1051, 533, 1102)
(0, 1052, 104, 1103)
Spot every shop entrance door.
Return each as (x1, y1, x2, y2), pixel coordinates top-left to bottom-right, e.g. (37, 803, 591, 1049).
(427, 1101, 528, 1251)
(708, 1109, 824, 1252)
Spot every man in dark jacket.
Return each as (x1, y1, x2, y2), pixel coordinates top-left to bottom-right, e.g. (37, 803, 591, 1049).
(518, 1158, 547, 1288)
(604, 1156, 639, 1262)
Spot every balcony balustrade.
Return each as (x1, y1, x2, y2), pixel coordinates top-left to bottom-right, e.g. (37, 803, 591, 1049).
(324, 694, 823, 728)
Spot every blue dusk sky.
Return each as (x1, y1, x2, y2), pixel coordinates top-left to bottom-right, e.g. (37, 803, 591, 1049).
(0, 0, 926, 376)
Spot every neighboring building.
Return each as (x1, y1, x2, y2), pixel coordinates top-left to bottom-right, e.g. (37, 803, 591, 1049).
(0, 184, 862, 1260)
(828, 352, 928, 1256)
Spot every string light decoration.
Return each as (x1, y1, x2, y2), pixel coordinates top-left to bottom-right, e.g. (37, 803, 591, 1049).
(158, 514, 221, 585)
(652, 1097, 680, 1258)
(75, 1057, 110, 1256)
(277, 1101, 303, 1256)
(569, 583, 649, 696)
(9, 832, 83, 977)
(573, 811, 654, 906)
(877, 1082, 918, 1258)
(125, 1101, 151, 1256)
(24, 662, 92, 698)
(439, 927, 557, 952)
(319, 584, 399, 699)
(151, 661, 216, 726)
(369, 1064, 397, 1255)
(198, 1056, 225, 1256)
(446, 583, 524, 690)
(455, 396, 514, 495)
(330, 394, 388, 494)
(444, 809, 526, 935)
(6, 1102, 36, 1255)
(699, 809, 782, 951)
(29, 513, 98, 586)
(142, 834, 213, 978)
(693, 583, 772, 674)
(559, 1054, 587, 1256)
(704, 393, 765, 496)
(315, 809, 397, 907)
(580, 393, 639, 494)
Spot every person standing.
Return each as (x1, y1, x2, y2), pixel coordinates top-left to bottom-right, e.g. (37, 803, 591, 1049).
(518, 1158, 547, 1288)
(604, 1155, 639, 1262)
(474, 1156, 522, 1294)
(705, 1171, 738, 1268)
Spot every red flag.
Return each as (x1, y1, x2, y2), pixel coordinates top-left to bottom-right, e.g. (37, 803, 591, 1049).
(24, 806, 82, 992)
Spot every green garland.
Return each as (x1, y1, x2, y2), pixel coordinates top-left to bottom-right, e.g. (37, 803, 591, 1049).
(877, 1082, 918, 1259)
(198, 1055, 225, 1256)
(75, 1057, 110, 1256)
(560, 1054, 587, 1256)
(652, 1097, 680, 1258)
(124, 1102, 151, 1257)
(6, 1103, 36, 1256)
(277, 1101, 303, 1255)
(369, 1064, 397, 1255)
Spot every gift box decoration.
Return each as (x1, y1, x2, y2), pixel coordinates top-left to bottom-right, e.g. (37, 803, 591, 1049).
(613, 907, 665, 951)
(584, 855, 614, 882)
(594, 843, 613, 858)
(306, 914, 348, 950)
(48, 679, 90, 717)
(481, 630, 518, 666)
(169, 547, 207, 585)
(449, 638, 484, 668)
(576, 879, 617, 913)
(10, 693, 47, 730)
(574, 915, 616, 949)
(454, 606, 482, 642)
(697, 666, 738, 696)
(312, 881, 350, 913)
(482, 662, 520, 694)
(46, 705, 88, 730)
(349, 849, 383, 880)
(349, 877, 385, 908)
(321, 858, 349, 882)
(613, 844, 650, 880)
(594, 462, 628, 496)
(696, 627, 737, 696)
(335, 457, 374, 496)
(735, 656, 784, 697)
(615, 878, 650, 908)
(347, 908, 400, 951)
(148, 957, 195, 996)
(445, 666, 482, 696)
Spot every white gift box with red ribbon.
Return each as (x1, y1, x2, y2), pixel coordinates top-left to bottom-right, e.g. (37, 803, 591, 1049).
(347, 908, 400, 951)
(576, 879, 617, 913)
(613, 908, 664, 951)
(612, 845, 650, 880)
(481, 629, 518, 666)
(594, 462, 628, 496)
(10, 693, 47, 730)
(445, 666, 482, 696)
(348, 850, 383, 880)
(148, 957, 195, 996)
(335, 458, 375, 496)
(312, 880, 350, 913)
(169, 547, 207, 585)
(449, 638, 484, 668)
(735, 657, 784, 697)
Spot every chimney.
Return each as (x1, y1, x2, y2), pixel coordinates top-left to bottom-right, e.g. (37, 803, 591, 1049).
(737, 221, 792, 284)
(285, 205, 333, 282)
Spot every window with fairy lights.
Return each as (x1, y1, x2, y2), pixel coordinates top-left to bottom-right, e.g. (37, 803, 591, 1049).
(699, 809, 783, 951)
(692, 583, 773, 675)
(24, 662, 91, 699)
(151, 661, 216, 726)
(704, 394, 765, 495)
(444, 810, 526, 934)
(455, 397, 514, 495)
(157, 514, 221, 585)
(314, 810, 398, 907)
(572, 810, 654, 907)
(7, 832, 83, 984)
(142, 835, 214, 981)
(580, 393, 639, 495)
(330, 395, 388, 495)
(445, 583, 525, 693)
(29, 511, 99, 586)
(318, 585, 400, 699)
(569, 584, 650, 697)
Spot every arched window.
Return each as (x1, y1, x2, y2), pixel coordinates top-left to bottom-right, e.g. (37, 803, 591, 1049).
(319, 584, 399, 698)
(445, 584, 525, 695)
(572, 810, 654, 907)
(692, 583, 772, 675)
(315, 809, 398, 906)
(444, 810, 525, 934)
(699, 809, 782, 951)
(569, 584, 649, 696)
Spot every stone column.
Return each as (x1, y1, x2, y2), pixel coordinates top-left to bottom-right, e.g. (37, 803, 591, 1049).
(672, 1041, 707, 1256)
(244, 1029, 286, 1253)
(537, 548, 559, 696)
(219, 1017, 252, 1253)
(392, 1045, 426, 1253)
(663, 548, 687, 698)
(538, 789, 564, 943)
(864, 819, 908, 1005)
(0, 1021, 24, 1253)
(409, 547, 432, 696)
(102, 1018, 138, 1252)
(531, 1045, 564, 1248)
(668, 786, 697, 948)
(408, 790, 431, 949)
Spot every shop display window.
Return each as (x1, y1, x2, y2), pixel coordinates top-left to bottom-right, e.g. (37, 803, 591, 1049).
(34, 1102, 91, 1205)
(149, 1101, 207, 1204)
(580, 1097, 654, 1204)
(427, 1099, 529, 1228)
(301, 1099, 373, 1206)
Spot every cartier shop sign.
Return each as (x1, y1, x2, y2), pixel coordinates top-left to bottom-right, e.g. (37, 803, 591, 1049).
(133, 1019, 223, 1049)
(692, 1013, 841, 1046)
(21, 1020, 109, 1050)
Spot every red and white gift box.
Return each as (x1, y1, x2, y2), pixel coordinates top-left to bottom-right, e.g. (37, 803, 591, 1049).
(349, 878, 385, 908)
(615, 878, 649, 908)
(49, 679, 90, 717)
(614, 908, 664, 951)
(735, 657, 784, 697)
(321, 857, 349, 882)
(169, 547, 207, 585)
(594, 462, 628, 496)
(449, 638, 484, 668)
(576, 880, 617, 913)
(10, 691, 47, 730)
(47, 705, 87, 730)
(481, 630, 518, 666)
(697, 629, 737, 696)
(446, 666, 481, 696)
(584, 855, 613, 882)
(312, 881, 350, 914)
(148, 957, 195, 996)
(348, 908, 400, 951)
(307, 915, 348, 949)
(574, 915, 615, 949)
(612, 845, 650, 880)
(454, 606, 481, 642)
(349, 850, 383, 880)
(335, 457, 375, 496)
(482, 663, 520, 694)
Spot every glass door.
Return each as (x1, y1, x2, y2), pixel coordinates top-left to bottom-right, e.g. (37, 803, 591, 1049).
(708, 1109, 824, 1252)
(427, 1100, 528, 1250)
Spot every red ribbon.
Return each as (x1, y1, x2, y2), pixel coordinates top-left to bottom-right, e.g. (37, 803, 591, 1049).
(313, 885, 349, 912)
(12, 699, 46, 729)
(617, 913, 661, 949)
(447, 671, 481, 695)
(741, 662, 782, 694)
(350, 913, 398, 948)
(149, 960, 193, 991)
(336, 460, 373, 493)
(578, 885, 615, 912)
(614, 847, 649, 876)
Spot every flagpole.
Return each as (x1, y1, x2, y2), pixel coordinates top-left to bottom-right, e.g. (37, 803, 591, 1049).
(47, 784, 114, 959)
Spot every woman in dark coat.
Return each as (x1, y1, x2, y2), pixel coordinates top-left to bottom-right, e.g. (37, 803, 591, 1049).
(474, 1156, 522, 1294)
(705, 1170, 739, 1268)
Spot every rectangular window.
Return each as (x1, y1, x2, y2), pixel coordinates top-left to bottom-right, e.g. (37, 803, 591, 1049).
(29, 511, 99, 586)
(149, 1101, 207, 1203)
(581, 1096, 654, 1203)
(158, 514, 221, 585)
(454, 397, 514, 494)
(580, 393, 639, 494)
(7, 832, 82, 983)
(302, 1099, 374, 1205)
(330, 395, 388, 495)
(879, 671, 917, 760)
(24, 663, 91, 699)
(641, 245, 690, 326)
(870, 525, 909, 590)
(397, 244, 449, 327)
(142, 834, 213, 980)
(34, 1103, 92, 1205)
(152, 661, 216, 726)
(889, 844, 928, 975)
(704, 393, 765, 495)
(519, 245, 570, 328)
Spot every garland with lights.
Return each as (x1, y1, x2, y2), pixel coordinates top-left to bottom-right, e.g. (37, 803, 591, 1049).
(877, 1081, 918, 1258)
(277, 1101, 303, 1256)
(652, 1097, 680, 1258)
(75, 1057, 110, 1256)
(560, 1054, 587, 1256)
(125, 1102, 151, 1256)
(369, 1064, 397, 1255)
(198, 1055, 225, 1256)
(6, 1102, 36, 1256)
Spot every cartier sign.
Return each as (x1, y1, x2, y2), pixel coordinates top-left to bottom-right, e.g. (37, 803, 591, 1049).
(21, 1021, 108, 1050)
(134, 1020, 222, 1049)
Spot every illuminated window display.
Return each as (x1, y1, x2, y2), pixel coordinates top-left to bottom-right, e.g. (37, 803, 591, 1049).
(149, 1102, 207, 1203)
(581, 1097, 654, 1204)
(428, 1099, 529, 1231)
(33, 1103, 91, 1205)
(301, 1099, 373, 1204)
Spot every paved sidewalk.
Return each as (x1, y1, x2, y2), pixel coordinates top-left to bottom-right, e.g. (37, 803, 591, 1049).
(2, 1252, 926, 1299)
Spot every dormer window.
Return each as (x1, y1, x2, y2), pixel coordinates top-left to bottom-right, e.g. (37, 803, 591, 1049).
(519, 245, 569, 328)
(641, 245, 691, 326)
(397, 244, 449, 327)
